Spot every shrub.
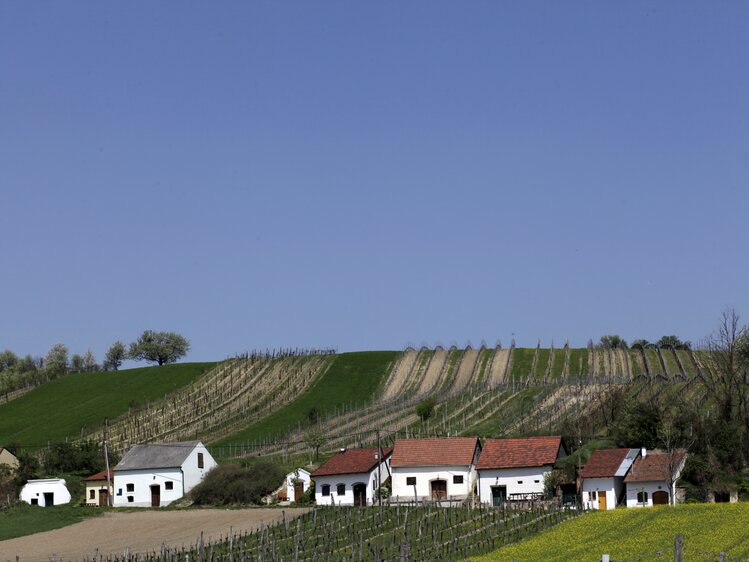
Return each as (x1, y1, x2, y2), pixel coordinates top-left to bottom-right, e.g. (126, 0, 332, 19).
(191, 462, 285, 506)
(416, 398, 436, 421)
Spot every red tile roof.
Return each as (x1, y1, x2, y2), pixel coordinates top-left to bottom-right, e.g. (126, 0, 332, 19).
(624, 450, 687, 483)
(580, 448, 631, 478)
(85, 469, 114, 481)
(391, 437, 480, 468)
(477, 436, 562, 470)
(312, 448, 392, 477)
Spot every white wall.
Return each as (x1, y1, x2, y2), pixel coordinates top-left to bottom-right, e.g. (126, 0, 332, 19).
(477, 466, 551, 505)
(181, 443, 217, 492)
(582, 477, 622, 510)
(625, 480, 674, 507)
(114, 467, 183, 507)
(20, 479, 71, 506)
(286, 469, 311, 502)
(314, 458, 389, 506)
(391, 465, 474, 502)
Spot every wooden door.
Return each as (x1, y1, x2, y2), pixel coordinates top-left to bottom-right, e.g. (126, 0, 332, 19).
(652, 491, 669, 505)
(598, 491, 607, 510)
(491, 486, 506, 506)
(43, 492, 54, 506)
(150, 485, 160, 507)
(431, 480, 447, 500)
(294, 482, 304, 503)
(99, 489, 109, 507)
(353, 483, 367, 506)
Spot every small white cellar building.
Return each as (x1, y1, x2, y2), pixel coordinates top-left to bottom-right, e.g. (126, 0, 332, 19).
(312, 447, 392, 506)
(581, 448, 638, 510)
(20, 478, 71, 506)
(114, 441, 216, 507)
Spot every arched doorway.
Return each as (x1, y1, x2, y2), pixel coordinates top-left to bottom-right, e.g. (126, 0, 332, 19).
(353, 483, 367, 506)
(652, 491, 669, 505)
(431, 479, 447, 500)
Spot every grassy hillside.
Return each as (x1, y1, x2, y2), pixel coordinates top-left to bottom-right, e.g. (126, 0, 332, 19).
(473, 503, 749, 561)
(213, 351, 397, 447)
(0, 362, 215, 447)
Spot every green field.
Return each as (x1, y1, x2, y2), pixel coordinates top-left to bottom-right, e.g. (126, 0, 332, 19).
(510, 348, 535, 380)
(0, 362, 216, 447)
(473, 503, 749, 561)
(213, 351, 397, 447)
(0, 503, 104, 541)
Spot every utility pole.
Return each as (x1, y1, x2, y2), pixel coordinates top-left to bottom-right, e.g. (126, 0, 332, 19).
(104, 417, 112, 507)
(376, 429, 382, 509)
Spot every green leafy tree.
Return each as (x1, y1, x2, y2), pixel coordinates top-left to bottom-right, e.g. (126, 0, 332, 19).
(0, 350, 18, 372)
(416, 397, 436, 421)
(631, 339, 650, 349)
(657, 335, 684, 348)
(103, 341, 127, 371)
(45, 342, 69, 378)
(191, 462, 285, 505)
(305, 428, 328, 461)
(598, 335, 627, 349)
(128, 330, 190, 366)
(70, 354, 85, 373)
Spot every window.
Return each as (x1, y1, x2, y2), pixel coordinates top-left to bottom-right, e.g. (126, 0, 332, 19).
(126, 483, 134, 492)
(322, 485, 330, 496)
(517, 481, 523, 484)
(89, 490, 96, 500)
(117, 488, 122, 496)
(165, 481, 174, 491)
(31, 498, 38, 505)
(198, 453, 204, 469)
(127, 496, 134, 503)
(453, 475, 464, 484)
(637, 491, 649, 504)
(590, 491, 597, 500)
(337, 484, 346, 495)
(406, 477, 416, 486)
(534, 480, 540, 484)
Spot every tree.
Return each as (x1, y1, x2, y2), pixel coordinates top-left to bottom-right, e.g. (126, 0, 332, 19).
(599, 335, 627, 349)
(70, 354, 85, 373)
(128, 331, 190, 366)
(104, 341, 127, 371)
(0, 350, 18, 372)
(657, 335, 684, 348)
(82, 349, 99, 372)
(45, 343, 69, 378)
(305, 428, 327, 461)
(416, 397, 436, 421)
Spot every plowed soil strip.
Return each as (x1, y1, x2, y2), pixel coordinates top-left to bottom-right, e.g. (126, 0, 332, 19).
(416, 349, 447, 395)
(382, 350, 418, 400)
(0, 508, 309, 562)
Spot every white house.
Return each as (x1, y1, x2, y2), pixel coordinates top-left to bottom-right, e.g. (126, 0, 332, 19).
(312, 447, 392, 506)
(581, 448, 638, 510)
(285, 468, 311, 503)
(20, 478, 71, 506)
(625, 449, 687, 507)
(477, 436, 564, 506)
(390, 437, 481, 503)
(113, 441, 216, 507)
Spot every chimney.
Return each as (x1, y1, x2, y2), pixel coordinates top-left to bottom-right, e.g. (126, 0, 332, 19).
(641, 447, 647, 458)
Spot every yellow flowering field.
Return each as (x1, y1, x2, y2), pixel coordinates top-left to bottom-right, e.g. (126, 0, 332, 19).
(472, 503, 749, 561)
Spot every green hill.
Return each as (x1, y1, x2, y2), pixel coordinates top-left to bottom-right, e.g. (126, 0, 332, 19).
(213, 351, 397, 448)
(0, 362, 215, 447)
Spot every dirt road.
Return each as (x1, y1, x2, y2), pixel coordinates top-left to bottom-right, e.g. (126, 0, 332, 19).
(0, 508, 309, 562)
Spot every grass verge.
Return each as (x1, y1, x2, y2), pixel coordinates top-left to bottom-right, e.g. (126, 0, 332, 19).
(0, 503, 105, 541)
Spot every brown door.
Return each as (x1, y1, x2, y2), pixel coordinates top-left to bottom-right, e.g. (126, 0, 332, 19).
(598, 492, 607, 510)
(431, 480, 447, 500)
(353, 483, 367, 506)
(652, 491, 669, 505)
(294, 482, 304, 502)
(99, 489, 109, 507)
(150, 485, 160, 507)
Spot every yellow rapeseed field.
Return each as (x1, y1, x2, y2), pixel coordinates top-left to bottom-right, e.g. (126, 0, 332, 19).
(472, 503, 749, 561)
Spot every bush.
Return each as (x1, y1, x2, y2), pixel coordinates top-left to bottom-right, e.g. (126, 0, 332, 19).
(191, 462, 286, 506)
(416, 398, 436, 421)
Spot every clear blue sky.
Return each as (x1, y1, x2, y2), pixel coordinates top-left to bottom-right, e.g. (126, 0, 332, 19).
(1, 2, 747, 363)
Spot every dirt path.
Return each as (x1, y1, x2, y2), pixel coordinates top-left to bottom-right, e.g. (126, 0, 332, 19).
(0, 508, 309, 562)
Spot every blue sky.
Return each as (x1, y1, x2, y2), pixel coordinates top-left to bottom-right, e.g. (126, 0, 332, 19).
(1, 2, 747, 363)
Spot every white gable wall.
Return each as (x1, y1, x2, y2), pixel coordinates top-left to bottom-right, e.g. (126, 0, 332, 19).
(286, 469, 312, 502)
(182, 443, 217, 491)
(582, 476, 623, 510)
(114, 467, 183, 507)
(477, 465, 552, 504)
(314, 458, 389, 506)
(391, 465, 474, 501)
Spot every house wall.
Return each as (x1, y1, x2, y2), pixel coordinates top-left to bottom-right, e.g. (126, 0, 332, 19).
(391, 465, 475, 501)
(286, 469, 311, 502)
(582, 477, 622, 510)
(85, 481, 114, 507)
(477, 466, 552, 504)
(113, 468, 183, 507)
(625, 480, 675, 507)
(20, 479, 71, 506)
(181, 443, 218, 492)
(314, 457, 389, 506)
